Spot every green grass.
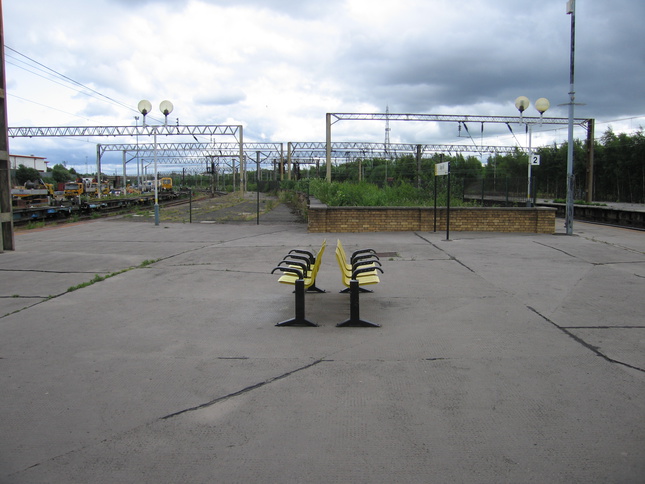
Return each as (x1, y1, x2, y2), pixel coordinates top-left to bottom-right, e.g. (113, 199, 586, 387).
(25, 221, 46, 230)
(297, 179, 469, 207)
(66, 258, 161, 293)
(552, 199, 607, 206)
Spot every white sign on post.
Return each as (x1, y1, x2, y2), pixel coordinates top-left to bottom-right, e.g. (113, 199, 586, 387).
(530, 154, 541, 166)
(435, 161, 450, 176)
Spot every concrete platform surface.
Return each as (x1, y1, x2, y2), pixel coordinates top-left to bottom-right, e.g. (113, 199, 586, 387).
(1, 219, 644, 483)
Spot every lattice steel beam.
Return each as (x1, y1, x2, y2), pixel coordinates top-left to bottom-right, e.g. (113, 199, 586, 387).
(8, 124, 242, 138)
(329, 112, 591, 127)
(289, 142, 522, 157)
(100, 142, 282, 157)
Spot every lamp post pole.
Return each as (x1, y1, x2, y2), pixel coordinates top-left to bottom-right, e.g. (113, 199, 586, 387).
(153, 129, 159, 225)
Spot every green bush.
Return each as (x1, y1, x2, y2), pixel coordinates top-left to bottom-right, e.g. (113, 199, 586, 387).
(308, 180, 428, 207)
(279, 178, 469, 208)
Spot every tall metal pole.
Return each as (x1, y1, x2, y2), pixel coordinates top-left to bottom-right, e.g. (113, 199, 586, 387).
(286, 142, 292, 181)
(326, 113, 332, 182)
(153, 130, 159, 226)
(565, 0, 576, 235)
(0, 0, 14, 251)
(416, 144, 422, 189)
(96, 144, 102, 199)
(527, 124, 533, 207)
(122, 150, 127, 190)
(256, 151, 260, 225)
(239, 125, 244, 195)
(585, 118, 595, 203)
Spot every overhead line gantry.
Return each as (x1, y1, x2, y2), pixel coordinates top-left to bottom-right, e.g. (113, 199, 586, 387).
(325, 113, 595, 189)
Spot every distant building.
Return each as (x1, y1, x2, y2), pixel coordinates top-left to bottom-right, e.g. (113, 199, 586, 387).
(10, 154, 48, 172)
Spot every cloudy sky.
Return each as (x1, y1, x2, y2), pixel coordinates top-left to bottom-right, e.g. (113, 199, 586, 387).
(4, 0, 644, 173)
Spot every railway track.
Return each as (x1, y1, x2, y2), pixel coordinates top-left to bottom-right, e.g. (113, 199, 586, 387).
(11, 190, 228, 227)
(12, 192, 187, 227)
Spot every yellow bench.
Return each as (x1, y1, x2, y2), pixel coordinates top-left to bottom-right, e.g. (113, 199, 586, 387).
(336, 239, 382, 293)
(335, 240, 383, 327)
(271, 240, 326, 326)
(278, 239, 327, 293)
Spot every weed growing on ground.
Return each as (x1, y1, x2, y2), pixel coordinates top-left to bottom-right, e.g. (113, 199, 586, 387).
(25, 221, 45, 230)
(66, 259, 162, 293)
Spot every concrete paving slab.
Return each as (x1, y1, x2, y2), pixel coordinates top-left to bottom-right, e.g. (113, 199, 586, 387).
(551, 264, 644, 327)
(1, 219, 644, 483)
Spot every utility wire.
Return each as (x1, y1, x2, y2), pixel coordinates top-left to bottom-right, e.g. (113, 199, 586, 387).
(5, 45, 140, 115)
(8, 92, 94, 122)
(5, 44, 218, 147)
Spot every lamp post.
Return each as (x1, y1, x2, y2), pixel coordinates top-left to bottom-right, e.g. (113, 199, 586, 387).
(138, 99, 174, 226)
(515, 96, 550, 207)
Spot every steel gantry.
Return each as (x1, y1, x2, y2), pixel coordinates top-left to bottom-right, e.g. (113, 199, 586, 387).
(324, 113, 595, 199)
(286, 141, 528, 184)
(7, 124, 241, 138)
(97, 142, 285, 189)
(8, 124, 245, 193)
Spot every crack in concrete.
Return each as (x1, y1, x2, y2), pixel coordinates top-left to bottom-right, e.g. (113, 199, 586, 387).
(562, 325, 645, 329)
(414, 232, 476, 273)
(533, 241, 580, 259)
(527, 306, 645, 373)
(0, 268, 108, 274)
(160, 359, 327, 420)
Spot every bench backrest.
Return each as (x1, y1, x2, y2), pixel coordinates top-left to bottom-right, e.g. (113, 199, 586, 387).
(310, 241, 326, 281)
(335, 246, 352, 285)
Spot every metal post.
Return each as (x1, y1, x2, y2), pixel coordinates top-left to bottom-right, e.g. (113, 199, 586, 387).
(239, 125, 244, 195)
(96, 144, 102, 199)
(154, 130, 159, 226)
(279, 143, 284, 182)
(287, 142, 292, 180)
(527, 123, 533, 207)
(585, 118, 595, 203)
(416, 144, 422, 189)
(285, 142, 290, 181)
(122, 151, 127, 191)
(210, 158, 215, 198)
(433, 173, 437, 233)
(256, 151, 260, 225)
(446, 164, 451, 241)
(565, 0, 576, 235)
(326, 113, 332, 182)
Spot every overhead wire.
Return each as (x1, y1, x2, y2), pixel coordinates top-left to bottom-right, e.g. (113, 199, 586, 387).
(5, 44, 222, 157)
(10, 45, 234, 163)
(9, 92, 93, 120)
(5, 45, 142, 116)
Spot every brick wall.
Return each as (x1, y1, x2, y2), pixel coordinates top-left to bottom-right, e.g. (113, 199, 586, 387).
(308, 199, 555, 233)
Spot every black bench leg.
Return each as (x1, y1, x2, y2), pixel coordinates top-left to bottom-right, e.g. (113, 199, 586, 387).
(337, 279, 380, 328)
(340, 285, 372, 294)
(306, 280, 326, 293)
(277, 279, 318, 327)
